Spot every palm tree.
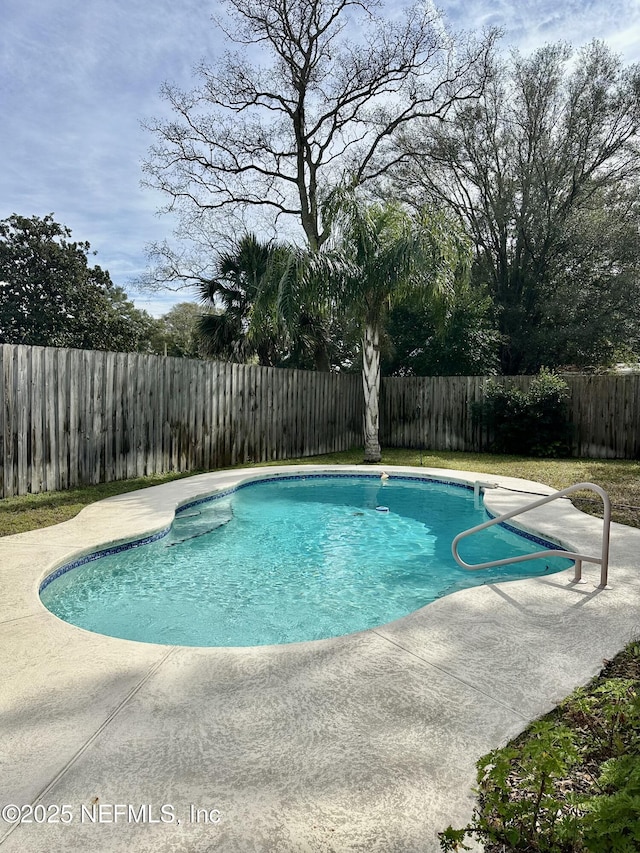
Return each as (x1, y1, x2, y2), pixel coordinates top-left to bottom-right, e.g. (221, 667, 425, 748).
(198, 234, 281, 365)
(295, 196, 472, 461)
(199, 233, 336, 370)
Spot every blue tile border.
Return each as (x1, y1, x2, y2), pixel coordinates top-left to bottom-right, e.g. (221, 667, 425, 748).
(39, 526, 171, 593)
(485, 507, 569, 552)
(176, 471, 473, 514)
(39, 471, 566, 595)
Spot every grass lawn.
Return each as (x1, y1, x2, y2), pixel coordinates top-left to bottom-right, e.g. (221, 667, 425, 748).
(2, 448, 639, 537)
(0, 470, 207, 537)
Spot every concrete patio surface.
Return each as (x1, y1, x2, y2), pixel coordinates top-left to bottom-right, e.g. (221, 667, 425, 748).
(1, 465, 639, 853)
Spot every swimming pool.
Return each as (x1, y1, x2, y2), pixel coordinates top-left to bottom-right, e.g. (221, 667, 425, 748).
(40, 473, 569, 646)
(40, 473, 572, 647)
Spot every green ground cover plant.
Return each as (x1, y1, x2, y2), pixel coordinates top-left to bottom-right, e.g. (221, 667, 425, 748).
(439, 640, 640, 852)
(1, 449, 639, 536)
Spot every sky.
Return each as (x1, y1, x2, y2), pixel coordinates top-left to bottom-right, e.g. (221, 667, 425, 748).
(2, 0, 639, 317)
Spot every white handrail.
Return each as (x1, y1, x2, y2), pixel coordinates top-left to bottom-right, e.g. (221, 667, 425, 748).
(451, 482, 612, 589)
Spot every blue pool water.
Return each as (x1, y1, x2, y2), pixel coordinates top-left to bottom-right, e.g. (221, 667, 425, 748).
(40, 475, 572, 647)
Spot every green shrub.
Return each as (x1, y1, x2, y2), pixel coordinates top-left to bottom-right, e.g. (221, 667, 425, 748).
(438, 651, 640, 853)
(580, 756, 640, 852)
(475, 369, 571, 456)
(564, 678, 640, 761)
(439, 721, 582, 852)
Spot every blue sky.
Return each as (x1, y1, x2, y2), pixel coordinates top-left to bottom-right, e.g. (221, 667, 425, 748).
(2, 0, 639, 317)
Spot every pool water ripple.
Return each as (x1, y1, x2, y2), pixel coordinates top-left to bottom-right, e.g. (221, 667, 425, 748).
(40, 475, 572, 647)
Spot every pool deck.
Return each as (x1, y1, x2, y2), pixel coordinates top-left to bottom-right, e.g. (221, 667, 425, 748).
(1, 464, 639, 852)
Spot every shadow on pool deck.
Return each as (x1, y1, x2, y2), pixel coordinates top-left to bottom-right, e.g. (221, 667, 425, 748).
(1, 465, 639, 853)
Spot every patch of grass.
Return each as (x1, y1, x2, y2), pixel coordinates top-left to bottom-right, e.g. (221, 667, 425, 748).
(2, 448, 639, 537)
(379, 450, 640, 529)
(439, 639, 640, 852)
(0, 470, 205, 536)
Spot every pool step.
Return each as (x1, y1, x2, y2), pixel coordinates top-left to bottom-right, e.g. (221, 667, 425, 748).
(168, 506, 234, 546)
(166, 519, 232, 546)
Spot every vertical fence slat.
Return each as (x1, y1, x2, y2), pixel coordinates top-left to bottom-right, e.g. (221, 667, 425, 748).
(15, 347, 29, 494)
(180, 357, 189, 471)
(278, 367, 287, 459)
(248, 365, 258, 464)
(195, 359, 205, 469)
(4, 345, 640, 498)
(256, 365, 265, 463)
(93, 352, 104, 485)
(167, 358, 178, 473)
(56, 349, 68, 491)
(145, 354, 156, 476)
(78, 349, 90, 485)
(267, 365, 276, 461)
(160, 357, 169, 472)
(113, 353, 125, 481)
(203, 358, 212, 470)
(240, 364, 249, 463)
(125, 353, 136, 480)
(30, 347, 44, 492)
(103, 352, 115, 483)
(138, 353, 149, 477)
(211, 360, 221, 469)
(229, 363, 237, 466)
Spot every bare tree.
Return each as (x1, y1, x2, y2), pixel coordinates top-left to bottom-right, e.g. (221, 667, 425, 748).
(143, 0, 497, 253)
(390, 41, 640, 372)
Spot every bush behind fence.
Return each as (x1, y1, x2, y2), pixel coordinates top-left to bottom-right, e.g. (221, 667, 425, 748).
(380, 374, 640, 459)
(1, 345, 639, 498)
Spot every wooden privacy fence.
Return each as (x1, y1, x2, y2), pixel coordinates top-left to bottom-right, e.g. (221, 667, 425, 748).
(2, 345, 640, 498)
(380, 374, 640, 459)
(0, 345, 363, 498)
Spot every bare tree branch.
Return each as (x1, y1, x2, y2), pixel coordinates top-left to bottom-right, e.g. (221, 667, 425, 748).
(143, 0, 498, 257)
(388, 40, 640, 371)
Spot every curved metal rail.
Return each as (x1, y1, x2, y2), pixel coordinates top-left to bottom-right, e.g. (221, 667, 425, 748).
(451, 482, 612, 589)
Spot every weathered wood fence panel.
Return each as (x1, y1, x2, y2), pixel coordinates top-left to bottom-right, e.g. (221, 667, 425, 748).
(0, 345, 363, 498)
(566, 375, 640, 459)
(380, 374, 640, 459)
(3, 344, 640, 499)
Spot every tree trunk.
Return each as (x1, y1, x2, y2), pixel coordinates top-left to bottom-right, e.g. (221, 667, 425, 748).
(313, 341, 331, 372)
(362, 322, 381, 462)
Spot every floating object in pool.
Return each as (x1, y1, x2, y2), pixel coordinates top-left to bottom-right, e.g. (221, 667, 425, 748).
(376, 506, 389, 513)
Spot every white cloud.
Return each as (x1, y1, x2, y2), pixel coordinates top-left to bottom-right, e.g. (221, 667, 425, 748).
(1, 0, 638, 306)
(443, 0, 640, 62)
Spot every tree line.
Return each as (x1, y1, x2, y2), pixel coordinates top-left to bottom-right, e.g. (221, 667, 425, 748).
(2, 0, 639, 460)
(139, 0, 640, 377)
(0, 213, 209, 358)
